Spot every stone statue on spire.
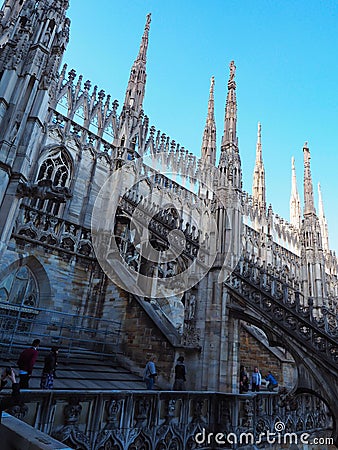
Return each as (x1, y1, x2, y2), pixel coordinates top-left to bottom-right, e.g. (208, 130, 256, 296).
(227, 60, 236, 90)
(229, 60, 236, 81)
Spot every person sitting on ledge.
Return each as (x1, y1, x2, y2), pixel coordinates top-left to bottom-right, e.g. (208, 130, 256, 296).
(0, 368, 25, 423)
(265, 370, 278, 391)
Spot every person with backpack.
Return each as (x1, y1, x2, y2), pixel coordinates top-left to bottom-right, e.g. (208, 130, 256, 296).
(17, 339, 40, 388)
(143, 355, 157, 389)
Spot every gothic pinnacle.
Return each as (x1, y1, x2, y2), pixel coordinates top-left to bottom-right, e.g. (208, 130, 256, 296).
(137, 13, 151, 63)
(201, 76, 216, 165)
(122, 13, 151, 116)
(290, 156, 301, 228)
(318, 182, 330, 252)
(318, 182, 324, 218)
(221, 60, 238, 149)
(252, 121, 265, 207)
(256, 122, 262, 163)
(208, 76, 215, 116)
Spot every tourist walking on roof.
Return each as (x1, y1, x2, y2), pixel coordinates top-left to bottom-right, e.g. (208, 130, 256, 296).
(17, 339, 40, 389)
(173, 356, 186, 390)
(144, 355, 157, 389)
(40, 346, 59, 389)
(251, 367, 261, 392)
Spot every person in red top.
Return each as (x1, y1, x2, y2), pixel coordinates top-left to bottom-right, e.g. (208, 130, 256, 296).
(17, 339, 40, 388)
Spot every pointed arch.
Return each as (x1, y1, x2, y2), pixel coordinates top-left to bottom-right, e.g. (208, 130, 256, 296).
(0, 256, 52, 309)
(0, 256, 52, 341)
(36, 145, 73, 187)
(128, 433, 151, 450)
(155, 427, 183, 450)
(31, 146, 73, 215)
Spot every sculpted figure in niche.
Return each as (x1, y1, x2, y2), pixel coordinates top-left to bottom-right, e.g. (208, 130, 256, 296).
(186, 293, 196, 321)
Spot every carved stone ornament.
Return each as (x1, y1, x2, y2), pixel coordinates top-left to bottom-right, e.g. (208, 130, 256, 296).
(52, 398, 90, 450)
(94, 400, 124, 450)
(17, 180, 72, 203)
(134, 398, 151, 428)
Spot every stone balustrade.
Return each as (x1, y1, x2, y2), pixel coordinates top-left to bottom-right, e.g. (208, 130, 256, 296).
(1, 389, 332, 450)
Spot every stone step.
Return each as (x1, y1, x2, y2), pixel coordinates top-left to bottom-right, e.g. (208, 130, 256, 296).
(0, 350, 147, 391)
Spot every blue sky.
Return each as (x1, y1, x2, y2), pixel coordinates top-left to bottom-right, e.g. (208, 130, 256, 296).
(64, 0, 338, 252)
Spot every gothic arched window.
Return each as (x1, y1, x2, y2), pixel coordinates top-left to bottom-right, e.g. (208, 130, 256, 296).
(32, 147, 72, 215)
(0, 266, 39, 308)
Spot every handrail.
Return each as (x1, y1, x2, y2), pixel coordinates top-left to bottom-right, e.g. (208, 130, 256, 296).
(0, 301, 121, 358)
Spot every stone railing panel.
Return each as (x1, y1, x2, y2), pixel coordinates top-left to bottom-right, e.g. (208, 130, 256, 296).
(1, 390, 331, 450)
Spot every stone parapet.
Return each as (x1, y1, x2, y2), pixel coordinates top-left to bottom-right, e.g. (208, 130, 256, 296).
(0, 389, 333, 450)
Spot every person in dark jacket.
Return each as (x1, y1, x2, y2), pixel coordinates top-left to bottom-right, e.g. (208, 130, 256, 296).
(173, 356, 186, 390)
(40, 346, 59, 389)
(17, 339, 40, 388)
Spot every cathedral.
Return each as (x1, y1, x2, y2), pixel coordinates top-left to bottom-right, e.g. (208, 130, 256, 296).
(0, 1, 337, 449)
